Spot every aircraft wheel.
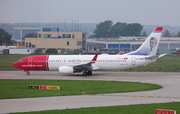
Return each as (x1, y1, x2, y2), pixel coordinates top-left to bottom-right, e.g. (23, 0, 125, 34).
(83, 72, 87, 76)
(87, 71, 92, 75)
(26, 72, 30, 75)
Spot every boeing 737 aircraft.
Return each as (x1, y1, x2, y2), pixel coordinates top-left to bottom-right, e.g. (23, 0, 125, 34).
(13, 27, 165, 76)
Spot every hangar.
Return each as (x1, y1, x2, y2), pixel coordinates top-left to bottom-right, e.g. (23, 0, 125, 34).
(87, 37, 180, 54)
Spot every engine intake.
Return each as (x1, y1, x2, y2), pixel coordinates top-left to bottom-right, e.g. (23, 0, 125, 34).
(59, 66, 74, 74)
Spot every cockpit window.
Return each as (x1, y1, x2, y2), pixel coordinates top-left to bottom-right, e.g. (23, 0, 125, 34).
(18, 60, 23, 62)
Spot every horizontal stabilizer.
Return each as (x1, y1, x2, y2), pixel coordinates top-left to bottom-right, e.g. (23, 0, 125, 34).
(158, 53, 167, 59)
(145, 55, 159, 60)
(145, 53, 167, 60)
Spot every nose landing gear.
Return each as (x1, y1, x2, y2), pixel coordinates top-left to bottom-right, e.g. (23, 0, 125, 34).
(26, 71, 30, 75)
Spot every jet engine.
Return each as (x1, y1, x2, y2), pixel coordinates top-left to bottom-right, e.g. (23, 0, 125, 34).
(59, 66, 74, 74)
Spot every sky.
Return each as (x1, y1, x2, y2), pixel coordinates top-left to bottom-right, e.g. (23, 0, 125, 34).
(0, 0, 180, 26)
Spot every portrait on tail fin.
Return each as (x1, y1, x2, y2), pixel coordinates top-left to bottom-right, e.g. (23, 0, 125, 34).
(148, 37, 158, 56)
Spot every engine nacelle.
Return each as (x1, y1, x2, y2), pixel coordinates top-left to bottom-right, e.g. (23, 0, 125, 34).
(59, 66, 74, 74)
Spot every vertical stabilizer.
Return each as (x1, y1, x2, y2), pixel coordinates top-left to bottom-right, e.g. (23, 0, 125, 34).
(126, 27, 163, 56)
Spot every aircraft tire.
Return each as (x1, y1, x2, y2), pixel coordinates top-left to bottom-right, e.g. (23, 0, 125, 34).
(26, 72, 30, 75)
(87, 71, 92, 75)
(83, 72, 87, 76)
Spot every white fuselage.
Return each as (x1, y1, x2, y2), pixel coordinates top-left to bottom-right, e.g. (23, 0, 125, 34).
(48, 54, 155, 71)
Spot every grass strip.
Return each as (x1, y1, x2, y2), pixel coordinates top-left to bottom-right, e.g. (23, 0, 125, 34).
(12, 102, 180, 114)
(122, 55, 180, 72)
(0, 54, 180, 71)
(0, 79, 161, 99)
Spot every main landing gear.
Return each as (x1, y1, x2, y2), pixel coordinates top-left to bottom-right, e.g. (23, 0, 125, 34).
(26, 71, 30, 75)
(83, 71, 92, 76)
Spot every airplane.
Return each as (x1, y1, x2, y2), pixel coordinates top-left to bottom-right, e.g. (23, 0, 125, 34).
(13, 27, 165, 76)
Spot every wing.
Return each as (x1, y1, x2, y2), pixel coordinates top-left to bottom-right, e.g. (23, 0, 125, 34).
(69, 53, 99, 71)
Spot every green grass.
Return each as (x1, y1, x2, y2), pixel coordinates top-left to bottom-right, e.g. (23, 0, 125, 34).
(12, 102, 180, 114)
(0, 79, 161, 99)
(0, 54, 180, 71)
(122, 55, 180, 72)
(0, 54, 28, 70)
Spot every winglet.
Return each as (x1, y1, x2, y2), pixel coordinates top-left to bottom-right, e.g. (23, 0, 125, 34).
(92, 53, 99, 62)
(118, 50, 122, 55)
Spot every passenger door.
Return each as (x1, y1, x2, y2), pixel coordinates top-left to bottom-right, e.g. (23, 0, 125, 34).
(131, 57, 136, 65)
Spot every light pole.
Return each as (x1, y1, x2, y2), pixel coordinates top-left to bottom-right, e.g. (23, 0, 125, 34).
(118, 37, 121, 52)
(1, 35, 4, 46)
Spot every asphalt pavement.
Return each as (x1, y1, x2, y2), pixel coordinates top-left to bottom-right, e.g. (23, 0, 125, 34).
(0, 71, 180, 113)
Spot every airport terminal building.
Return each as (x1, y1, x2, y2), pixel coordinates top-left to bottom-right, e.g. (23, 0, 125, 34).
(25, 27, 86, 53)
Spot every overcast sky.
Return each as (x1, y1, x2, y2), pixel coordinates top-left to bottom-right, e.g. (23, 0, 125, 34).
(0, 0, 180, 26)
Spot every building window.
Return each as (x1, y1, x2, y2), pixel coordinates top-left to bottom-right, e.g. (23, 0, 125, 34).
(63, 34, 71, 38)
(67, 41, 69, 46)
(44, 34, 52, 38)
(43, 28, 58, 32)
(43, 28, 51, 31)
(39, 34, 41, 38)
(26, 43, 28, 48)
(72, 34, 75, 38)
(77, 41, 82, 45)
(37, 48, 46, 50)
(29, 43, 31, 48)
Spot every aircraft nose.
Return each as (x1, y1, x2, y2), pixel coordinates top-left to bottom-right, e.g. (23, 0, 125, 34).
(12, 62, 19, 69)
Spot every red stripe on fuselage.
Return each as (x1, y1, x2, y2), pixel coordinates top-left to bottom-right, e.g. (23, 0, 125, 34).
(13, 55, 48, 71)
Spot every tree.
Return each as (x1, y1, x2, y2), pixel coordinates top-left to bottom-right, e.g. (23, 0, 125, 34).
(178, 31, 180, 37)
(23, 33, 37, 40)
(92, 20, 113, 38)
(124, 23, 143, 36)
(45, 48, 58, 54)
(11, 40, 17, 45)
(0, 29, 12, 45)
(163, 30, 170, 37)
(89, 21, 143, 38)
(142, 31, 147, 36)
(109, 22, 127, 37)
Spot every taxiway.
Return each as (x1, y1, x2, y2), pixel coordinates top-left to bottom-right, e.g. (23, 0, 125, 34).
(0, 71, 180, 113)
